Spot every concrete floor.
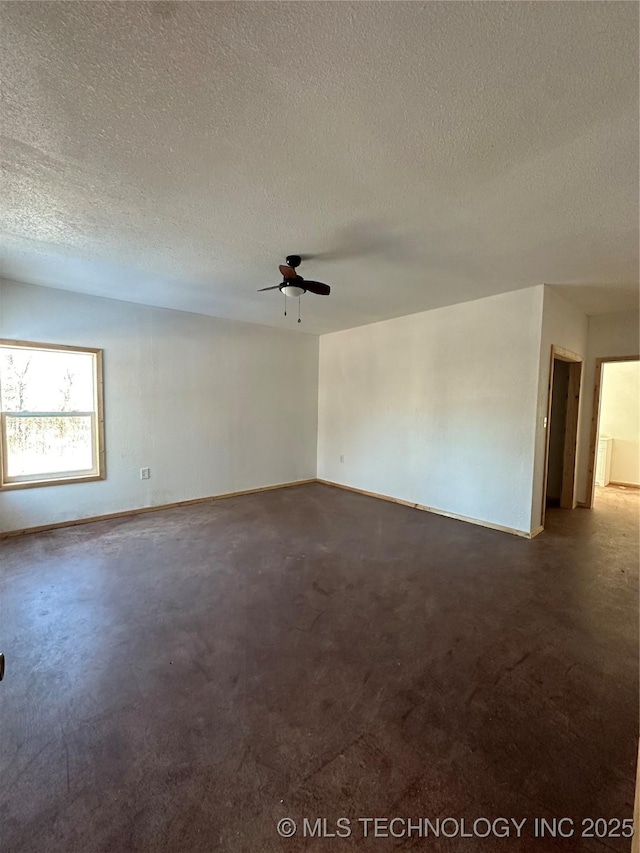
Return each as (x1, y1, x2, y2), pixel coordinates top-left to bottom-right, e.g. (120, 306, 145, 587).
(0, 483, 637, 852)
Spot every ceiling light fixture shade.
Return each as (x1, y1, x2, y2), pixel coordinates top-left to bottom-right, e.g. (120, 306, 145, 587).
(281, 284, 305, 298)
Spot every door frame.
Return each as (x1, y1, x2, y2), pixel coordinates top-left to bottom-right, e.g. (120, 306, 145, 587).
(540, 345, 583, 528)
(584, 354, 640, 508)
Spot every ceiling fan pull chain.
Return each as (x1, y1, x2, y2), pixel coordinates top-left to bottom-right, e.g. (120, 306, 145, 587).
(284, 292, 287, 316)
(298, 296, 301, 324)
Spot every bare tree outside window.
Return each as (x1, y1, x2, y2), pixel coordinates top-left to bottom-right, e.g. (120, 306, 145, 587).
(0, 341, 105, 489)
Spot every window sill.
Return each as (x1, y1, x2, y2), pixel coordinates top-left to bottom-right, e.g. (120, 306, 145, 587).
(0, 473, 105, 491)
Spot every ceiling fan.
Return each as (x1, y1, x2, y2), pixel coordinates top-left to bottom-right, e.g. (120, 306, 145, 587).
(258, 255, 330, 323)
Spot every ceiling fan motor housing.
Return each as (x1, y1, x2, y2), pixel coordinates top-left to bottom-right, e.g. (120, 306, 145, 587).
(282, 255, 305, 296)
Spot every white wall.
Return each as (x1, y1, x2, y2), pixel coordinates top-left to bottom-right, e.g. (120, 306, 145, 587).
(576, 311, 640, 503)
(2, 278, 633, 538)
(0, 279, 319, 533)
(599, 361, 640, 486)
(530, 287, 588, 528)
(318, 286, 543, 535)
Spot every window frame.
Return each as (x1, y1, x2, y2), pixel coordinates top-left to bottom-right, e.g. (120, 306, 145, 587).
(0, 339, 105, 490)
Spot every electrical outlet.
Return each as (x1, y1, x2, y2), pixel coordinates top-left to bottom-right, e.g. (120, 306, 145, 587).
(339, 454, 345, 463)
(140, 467, 150, 480)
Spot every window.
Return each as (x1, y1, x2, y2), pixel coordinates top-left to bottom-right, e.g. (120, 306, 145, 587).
(0, 340, 105, 489)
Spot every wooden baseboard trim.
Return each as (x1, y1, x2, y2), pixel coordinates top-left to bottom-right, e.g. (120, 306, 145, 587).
(317, 479, 537, 539)
(608, 481, 640, 490)
(1, 478, 553, 541)
(0, 479, 316, 539)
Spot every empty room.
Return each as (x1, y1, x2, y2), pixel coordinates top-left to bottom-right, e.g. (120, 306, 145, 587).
(1, 2, 638, 852)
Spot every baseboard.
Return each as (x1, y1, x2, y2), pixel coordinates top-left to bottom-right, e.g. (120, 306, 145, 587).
(609, 481, 640, 489)
(1, 478, 553, 541)
(0, 479, 316, 539)
(317, 479, 537, 539)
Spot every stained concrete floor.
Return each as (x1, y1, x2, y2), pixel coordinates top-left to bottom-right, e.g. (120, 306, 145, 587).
(0, 483, 637, 852)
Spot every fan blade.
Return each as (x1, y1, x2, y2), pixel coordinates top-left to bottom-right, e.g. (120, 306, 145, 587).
(257, 285, 281, 292)
(304, 281, 331, 296)
(279, 264, 297, 280)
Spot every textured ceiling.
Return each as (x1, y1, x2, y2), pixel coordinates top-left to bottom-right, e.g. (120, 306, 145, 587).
(1, 1, 638, 334)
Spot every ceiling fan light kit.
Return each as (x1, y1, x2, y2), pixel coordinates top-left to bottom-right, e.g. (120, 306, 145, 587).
(258, 254, 331, 323)
(281, 284, 305, 298)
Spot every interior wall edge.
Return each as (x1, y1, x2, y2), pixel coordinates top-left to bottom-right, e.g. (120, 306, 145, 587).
(531, 286, 589, 530)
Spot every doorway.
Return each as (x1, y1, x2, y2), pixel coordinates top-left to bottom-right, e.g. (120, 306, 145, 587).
(586, 356, 640, 508)
(541, 346, 582, 527)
